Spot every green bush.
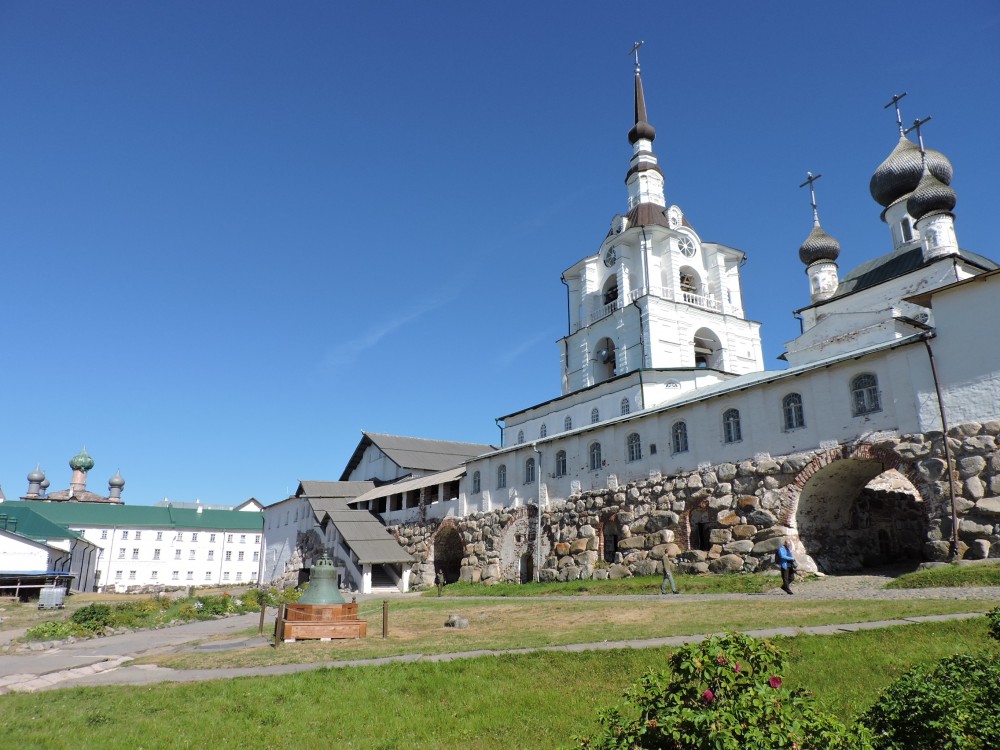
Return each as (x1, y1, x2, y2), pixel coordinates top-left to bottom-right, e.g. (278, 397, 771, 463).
(241, 587, 275, 608)
(24, 620, 85, 641)
(176, 603, 199, 620)
(860, 653, 1000, 749)
(986, 606, 1000, 642)
(279, 584, 305, 604)
(70, 603, 112, 632)
(574, 632, 870, 749)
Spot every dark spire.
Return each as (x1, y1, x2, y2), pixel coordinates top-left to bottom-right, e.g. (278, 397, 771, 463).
(798, 172, 841, 265)
(628, 41, 656, 145)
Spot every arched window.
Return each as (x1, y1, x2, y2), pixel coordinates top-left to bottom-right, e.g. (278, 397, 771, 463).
(723, 408, 742, 444)
(671, 421, 689, 454)
(524, 458, 535, 485)
(620, 397, 630, 416)
(783, 393, 805, 430)
(591, 408, 600, 424)
(497, 464, 507, 489)
(555, 450, 567, 477)
(539, 423, 547, 438)
(472, 471, 481, 494)
(851, 374, 881, 415)
(564, 415, 573, 431)
(626, 432, 642, 462)
(589, 442, 602, 471)
(517, 430, 524, 444)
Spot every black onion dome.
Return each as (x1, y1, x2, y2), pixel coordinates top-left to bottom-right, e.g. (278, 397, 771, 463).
(628, 120, 656, 144)
(869, 136, 953, 207)
(906, 167, 957, 220)
(799, 224, 841, 265)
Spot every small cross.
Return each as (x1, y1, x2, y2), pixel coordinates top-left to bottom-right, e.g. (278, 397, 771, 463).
(799, 171, 823, 225)
(629, 40, 644, 71)
(905, 115, 932, 155)
(883, 92, 908, 137)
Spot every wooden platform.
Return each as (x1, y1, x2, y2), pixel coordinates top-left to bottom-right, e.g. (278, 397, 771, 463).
(276, 602, 367, 643)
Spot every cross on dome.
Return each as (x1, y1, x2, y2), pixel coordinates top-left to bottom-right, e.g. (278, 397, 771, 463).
(799, 171, 824, 226)
(883, 92, 908, 137)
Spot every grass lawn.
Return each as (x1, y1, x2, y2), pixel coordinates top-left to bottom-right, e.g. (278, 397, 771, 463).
(428, 572, 781, 597)
(0, 618, 994, 750)
(884, 560, 1000, 589)
(139, 596, 990, 669)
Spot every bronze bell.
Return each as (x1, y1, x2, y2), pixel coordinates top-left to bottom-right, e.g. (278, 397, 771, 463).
(298, 553, 345, 605)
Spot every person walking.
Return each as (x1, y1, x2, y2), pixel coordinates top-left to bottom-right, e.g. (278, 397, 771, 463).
(778, 537, 797, 595)
(660, 557, 679, 595)
(436, 569, 445, 597)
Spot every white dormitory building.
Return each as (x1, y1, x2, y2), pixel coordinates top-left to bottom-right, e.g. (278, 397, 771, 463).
(0, 451, 264, 592)
(260, 57, 1000, 590)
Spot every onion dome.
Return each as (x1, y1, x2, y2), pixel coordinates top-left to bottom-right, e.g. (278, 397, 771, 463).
(27, 466, 45, 482)
(799, 223, 841, 265)
(906, 166, 957, 220)
(627, 69, 656, 145)
(40, 478, 50, 490)
(108, 470, 126, 489)
(69, 448, 95, 472)
(869, 136, 953, 208)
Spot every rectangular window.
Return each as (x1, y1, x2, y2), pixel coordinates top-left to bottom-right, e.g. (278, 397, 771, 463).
(189, 550, 196, 560)
(225, 551, 232, 561)
(240, 535, 246, 544)
(153, 549, 161, 560)
(253, 551, 259, 562)
(254, 535, 260, 544)
(186, 571, 194, 581)
(135, 531, 141, 540)
(227, 534, 234, 543)
(209, 533, 216, 543)
(150, 571, 158, 580)
(132, 548, 139, 559)
(250, 572, 258, 581)
(176, 533, 184, 542)
(115, 571, 122, 580)
(238, 551, 245, 561)
(121, 531, 129, 540)
(118, 548, 126, 559)
(191, 533, 198, 542)
(175, 549, 182, 559)
(208, 550, 215, 561)
(236, 572, 243, 581)
(172, 571, 179, 580)
(205, 572, 211, 581)
(156, 531, 163, 541)
(128, 571, 136, 580)
(223, 572, 230, 581)
(101, 530, 108, 540)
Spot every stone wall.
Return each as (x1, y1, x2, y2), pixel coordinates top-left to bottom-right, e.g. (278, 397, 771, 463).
(388, 423, 1000, 585)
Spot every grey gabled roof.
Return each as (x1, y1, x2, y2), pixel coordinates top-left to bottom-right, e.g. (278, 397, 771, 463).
(340, 432, 496, 480)
(322, 509, 414, 564)
(296, 480, 374, 498)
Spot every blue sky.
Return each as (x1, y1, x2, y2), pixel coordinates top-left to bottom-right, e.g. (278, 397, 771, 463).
(2, 2, 998, 506)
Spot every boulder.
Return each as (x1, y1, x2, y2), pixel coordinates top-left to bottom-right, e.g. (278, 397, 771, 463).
(619, 536, 646, 550)
(717, 463, 738, 481)
(569, 538, 590, 554)
(445, 614, 469, 629)
(634, 558, 661, 576)
(709, 528, 733, 545)
(680, 549, 708, 562)
(964, 539, 991, 560)
(958, 455, 987, 478)
(745, 509, 777, 527)
(731, 524, 756, 540)
(723, 539, 754, 555)
(608, 563, 631, 580)
(709, 554, 745, 573)
(974, 497, 1000, 518)
(751, 536, 785, 556)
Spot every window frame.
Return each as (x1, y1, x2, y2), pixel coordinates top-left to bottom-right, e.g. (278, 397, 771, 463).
(591, 408, 600, 424)
(524, 457, 536, 485)
(554, 450, 567, 478)
(472, 470, 481, 494)
(723, 408, 742, 444)
(564, 416, 573, 431)
(620, 397, 630, 416)
(589, 442, 602, 471)
(851, 373, 882, 416)
(497, 464, 507, 490)
(626, 432, 642, 462)
(671, 421, 689, 454)
(782, 392, 805, 430)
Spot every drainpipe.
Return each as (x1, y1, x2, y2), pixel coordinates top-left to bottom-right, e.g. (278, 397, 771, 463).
(494, 418, 504, 447)
(560, 274, 571, 336)
(532, 443, 542, 582)
(921, 333, 960, 559)
(793, 311, 804, 335)
(632, 298, 646, 409)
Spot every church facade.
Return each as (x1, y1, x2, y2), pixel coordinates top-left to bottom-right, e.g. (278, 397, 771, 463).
(373, 58, 1000, 585)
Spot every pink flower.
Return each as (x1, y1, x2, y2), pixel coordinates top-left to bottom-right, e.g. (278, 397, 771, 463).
(715, 655, 728, 666)
(733, 662, 741, 673)
(769, 676, 782, 689)
(702, 689, 715, 703)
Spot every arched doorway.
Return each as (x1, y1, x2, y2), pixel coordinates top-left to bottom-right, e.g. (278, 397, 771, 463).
(519, 552, 533, 583)
(433, 525, 464, 584)
(795, 460, 926, 572)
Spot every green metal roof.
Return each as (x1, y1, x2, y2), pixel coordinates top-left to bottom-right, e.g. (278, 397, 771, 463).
(0, 501, 262, 532)
(0, 506, 84, 542)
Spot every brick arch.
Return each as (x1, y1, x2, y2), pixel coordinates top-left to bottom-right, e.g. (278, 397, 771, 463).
(777, 442, 934, 528)
(596, 512, 621, 562)
(678, 498, 710, 552)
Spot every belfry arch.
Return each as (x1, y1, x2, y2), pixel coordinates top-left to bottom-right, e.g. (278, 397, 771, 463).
(781, 444, 931, 572)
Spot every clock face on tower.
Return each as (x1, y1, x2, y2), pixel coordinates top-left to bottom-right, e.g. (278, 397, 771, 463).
(604, 247, 617, 267)
(678, 236, 696, 257)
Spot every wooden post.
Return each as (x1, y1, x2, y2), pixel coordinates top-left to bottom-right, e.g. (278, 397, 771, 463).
(382, 599, 388, 639)
(258, 599, 267, 636)
(275, 603, 286, 647)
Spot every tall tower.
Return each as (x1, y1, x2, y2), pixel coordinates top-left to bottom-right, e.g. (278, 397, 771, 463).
(558, 47, 763, 397)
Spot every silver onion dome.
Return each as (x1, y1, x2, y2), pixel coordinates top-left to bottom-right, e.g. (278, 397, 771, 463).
(870, 136, 953, 208)
(799, 224, 842, 265)
(906, 167, 957, 220)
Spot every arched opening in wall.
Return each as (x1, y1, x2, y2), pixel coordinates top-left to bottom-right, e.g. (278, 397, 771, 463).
(602, 275, 619, 308)
(692, 327, 722, 370)
(678, 266, 703, 301)
(602, 517, 622, 563)
(433, 525, 464, 584)
(519, 552, 533, 584)
(796, 462, 926, 572)
(594, 337, 617, 383)
(689, 507, 713, 551)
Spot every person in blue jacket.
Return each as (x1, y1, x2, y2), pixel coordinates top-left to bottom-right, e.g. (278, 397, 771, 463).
(777, 537, 797, 595)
